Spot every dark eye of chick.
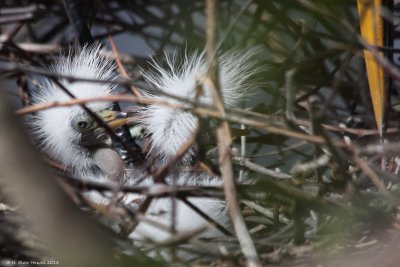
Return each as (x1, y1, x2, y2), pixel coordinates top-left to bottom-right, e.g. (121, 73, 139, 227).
(77, 121, 88, 129)
(71, 114, 95, 132)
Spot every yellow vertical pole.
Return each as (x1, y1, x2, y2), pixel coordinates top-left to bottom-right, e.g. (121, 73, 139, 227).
(357, 0, 385, 135)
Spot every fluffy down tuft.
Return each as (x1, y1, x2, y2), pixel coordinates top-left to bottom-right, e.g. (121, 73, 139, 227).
(141, 48, 260, 163)
(129, 172, 229, 244)
(30, 44, 116, 173)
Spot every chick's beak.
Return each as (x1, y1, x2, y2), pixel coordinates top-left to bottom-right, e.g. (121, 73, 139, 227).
(97, 110, 129, 129)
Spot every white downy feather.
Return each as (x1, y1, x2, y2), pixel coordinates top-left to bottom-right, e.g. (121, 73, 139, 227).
(28, 45, 265, 256)
(141, 49, 259, 164)
(128, 173, 228, 243)
(30, 44, 116, 176)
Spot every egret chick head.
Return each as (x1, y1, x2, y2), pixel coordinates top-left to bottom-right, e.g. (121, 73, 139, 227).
(30, 44, 117, 172)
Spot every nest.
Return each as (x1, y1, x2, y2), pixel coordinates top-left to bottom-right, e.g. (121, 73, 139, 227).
(1, 0, 400, 266)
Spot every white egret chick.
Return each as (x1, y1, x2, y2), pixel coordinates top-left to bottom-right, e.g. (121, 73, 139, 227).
(31, 45, 128, 182)
(29, 44, 258, 257)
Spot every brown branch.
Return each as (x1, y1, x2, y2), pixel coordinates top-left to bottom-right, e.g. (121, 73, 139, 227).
(233, 156, 292, 179)
(352, 156, 396, 204)
(108, 35, 142, 97)
(16, 94, 335, 146)
(62, 175, 224, 198)
(205, 0, 260, 266)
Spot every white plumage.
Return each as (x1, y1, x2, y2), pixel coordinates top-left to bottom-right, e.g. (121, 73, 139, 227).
(130, 173, 228, 243)
(142, 49, 257, 164)
(31, 45, 116, 176)
(29, 44, 258, 256)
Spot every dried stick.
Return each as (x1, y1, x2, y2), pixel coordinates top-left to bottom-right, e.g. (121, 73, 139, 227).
(352, 156, 396, 203)
(233, 156, 292, 180)
(205, 0, 260, 266)
(15, 94, 331, 145)
(108, 35, 141, 97)
(9, 60, 397, 136)
(62, 0, 94, 44)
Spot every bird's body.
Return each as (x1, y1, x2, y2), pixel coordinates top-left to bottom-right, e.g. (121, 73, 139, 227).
(30, 44, 258, 255)
(130, 173, 228, 243)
